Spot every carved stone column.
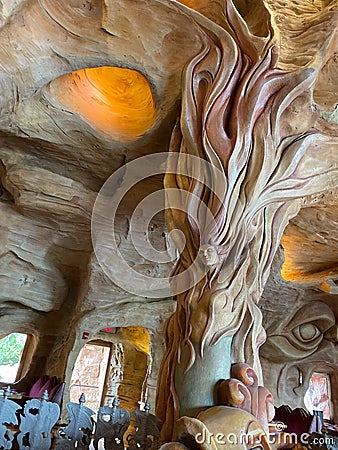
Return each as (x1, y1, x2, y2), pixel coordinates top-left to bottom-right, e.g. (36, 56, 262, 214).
(156, 0, 338, 441)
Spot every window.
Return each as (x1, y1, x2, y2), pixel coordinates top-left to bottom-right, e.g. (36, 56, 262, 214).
(0, 333, 30, 383)
(304, 372, 332, 420)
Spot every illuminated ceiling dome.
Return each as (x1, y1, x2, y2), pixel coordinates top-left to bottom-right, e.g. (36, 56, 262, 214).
(49, 66, 156, 142)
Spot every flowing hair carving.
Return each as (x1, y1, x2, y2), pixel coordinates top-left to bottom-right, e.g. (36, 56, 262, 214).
(156, 0, 338, 441)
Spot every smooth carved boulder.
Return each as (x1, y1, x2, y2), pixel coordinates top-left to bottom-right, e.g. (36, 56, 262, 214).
(282, 201, 338, 286)
(167, 365, 274, 450)
(0, 0, 205, 167)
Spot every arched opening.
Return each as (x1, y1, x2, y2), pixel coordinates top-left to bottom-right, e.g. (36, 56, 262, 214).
(69, 327, 151, 414)
(0, 333, 35, 383)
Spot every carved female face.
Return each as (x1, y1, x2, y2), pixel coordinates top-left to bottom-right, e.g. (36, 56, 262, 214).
(198, 245, 219, 267)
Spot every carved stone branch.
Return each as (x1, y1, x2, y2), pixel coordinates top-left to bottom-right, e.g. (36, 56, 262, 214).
(217, 363, 275, 434)
(156, 0, 338, 440)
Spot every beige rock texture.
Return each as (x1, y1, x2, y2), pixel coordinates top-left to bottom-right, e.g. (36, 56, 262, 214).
(0, 0, 336, 445)
(0, 0, 189, 407)
(260, 245, 338, 424)
(155, 0, 337, 440)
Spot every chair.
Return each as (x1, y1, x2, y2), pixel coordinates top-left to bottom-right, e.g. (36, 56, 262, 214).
(50, 382, 66, 407)
(0, 387, 21, 449)
(16, 391, 60, 450)
(55, 393, 94, 450)
(274, 405, 314, 438)
(27, 375, 49, 398)
(23, 375, 65, 406)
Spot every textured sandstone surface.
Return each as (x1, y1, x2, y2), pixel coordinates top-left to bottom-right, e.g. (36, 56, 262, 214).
(0, 0, 336, 429)
(260, 245, 338, 423)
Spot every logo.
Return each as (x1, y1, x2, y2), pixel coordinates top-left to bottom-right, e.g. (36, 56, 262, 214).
(91, 152, 226, 298)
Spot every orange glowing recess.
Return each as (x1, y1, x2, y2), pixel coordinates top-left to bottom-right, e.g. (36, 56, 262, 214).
(176, 0, 204, 8)
(49, 66, 156, 141)
(176, 0, 209, 10)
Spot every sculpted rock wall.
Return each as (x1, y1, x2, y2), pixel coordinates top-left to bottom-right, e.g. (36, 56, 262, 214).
(260, 247, 338, 423)
(0, 0, 202, 403)
(156, 0, 338, 440)
(0, 0, 336, 438)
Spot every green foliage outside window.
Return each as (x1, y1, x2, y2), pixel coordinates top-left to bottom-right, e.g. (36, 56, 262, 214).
(0, 333, 27, 366)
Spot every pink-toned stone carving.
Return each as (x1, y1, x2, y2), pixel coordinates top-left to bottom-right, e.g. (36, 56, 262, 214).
(156, 0, 338, 440)
(217, 363, 274, 434)
(162, 366, 274, 450)
(260, 258, 338, 423)
(0, 0, 336, 440)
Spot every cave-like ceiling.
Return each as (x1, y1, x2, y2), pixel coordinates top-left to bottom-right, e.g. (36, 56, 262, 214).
(0, 0, 337, 328)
